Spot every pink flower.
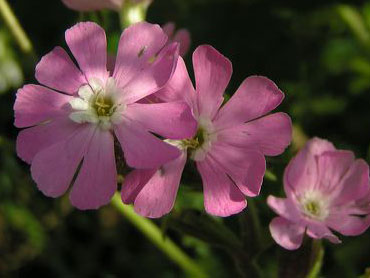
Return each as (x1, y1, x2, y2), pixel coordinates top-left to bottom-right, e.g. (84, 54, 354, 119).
(61, 0, 151, 11)
(14, 21, 197, 210)
(122, 45, 292, 218)
(62, 0, 124, 11)
(268, 138, 370, 250)
(162, 22, 191, 57)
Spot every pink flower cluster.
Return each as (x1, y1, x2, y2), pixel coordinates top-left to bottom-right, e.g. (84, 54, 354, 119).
(14, 21, 291, 215)
(14, 20, 370, 250)
(268, 138, 370, 249)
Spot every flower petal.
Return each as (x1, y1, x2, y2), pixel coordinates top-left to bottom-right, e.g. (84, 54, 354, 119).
(121, 169, 156, 204)
(209, 142, 265, 197)
(16, 117, 80, 164)
(306, 222, 341, 243)
(35, 47, 86, 94)
(14, 85, 72, 128)
(154, 57, 197, 114)
(119, 42, 179, 104)
(269, 217, 305, 250)
(114, 119, 180, 169)
(193, 45, 232, 119)
(316, 151, 354, 194)
(69, 129, 117, 209)
(62, 0, 122, 11)
(346, 189, 370, 215)
(267, 196, 302, 222)
(173, 29, 191, 57)
(133, 153, 187, 218)
(65, 22, 109, 82)
(283, 137, 335, 199)
(326, 213, 370, 236)
(197, 157, 246, 217)
(30, 125, 95, 198)
(216, 112, 292, 156)
(215, 76, 284, 129)
(125, 102, 197, 139)
(162, 22, 175, 37)
(306, 137, 336, 155)
(332, 159, 369, 206)
(113, 22, 168, 89)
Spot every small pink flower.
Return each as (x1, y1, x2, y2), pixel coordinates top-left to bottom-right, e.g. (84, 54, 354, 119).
(14, 21, 197, 210)
(62, 0, 124, 11)
(268, 138, 370, 250)
(62, 0, 151, 11)
(122, 45, 292, 218)
(162, 22, 191, 57)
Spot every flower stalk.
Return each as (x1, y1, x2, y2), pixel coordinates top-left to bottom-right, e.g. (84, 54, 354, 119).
(111, 193, 208, 278)
(119, 0, 150, 29)
(0, 0, 33, 54)
(247, 199, 263, 249)
(306, 240, 324, 278)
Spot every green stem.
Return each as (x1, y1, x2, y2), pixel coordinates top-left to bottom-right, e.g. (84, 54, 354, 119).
(248, 199, 263, 249)
(119, 0, 149, 29)
(306, 240, 324, 278)
(264, 169, 277, 182)
(0, 0, 33, 54)
(111, 193, 208, 278)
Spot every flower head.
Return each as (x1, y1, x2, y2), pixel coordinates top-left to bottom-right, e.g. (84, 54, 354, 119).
(268, 138, 370, 250)
(122, 45, 292, 218)
(14, 21, 197, 209)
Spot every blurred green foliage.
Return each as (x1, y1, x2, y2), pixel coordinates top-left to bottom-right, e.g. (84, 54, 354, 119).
(1, 0, 370, 277)
(0, 28, 23, 93)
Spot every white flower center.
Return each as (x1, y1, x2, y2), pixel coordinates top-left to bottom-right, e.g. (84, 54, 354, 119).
(69, 77, 125, 130)
(188, 117, 217, 161)
(162, 117, 217, 162)
(299, 190, 329, 221)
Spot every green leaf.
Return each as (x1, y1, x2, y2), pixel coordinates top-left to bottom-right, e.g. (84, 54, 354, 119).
(337, 4, 370, 47)
(1, 203, 46, 253)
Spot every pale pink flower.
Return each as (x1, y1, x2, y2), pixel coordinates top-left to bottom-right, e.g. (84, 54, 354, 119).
(122, 45, 292, 218)
(268, 138, 370, 250)
(14, 21, 197, 209)
(162, 22, 191, 57)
